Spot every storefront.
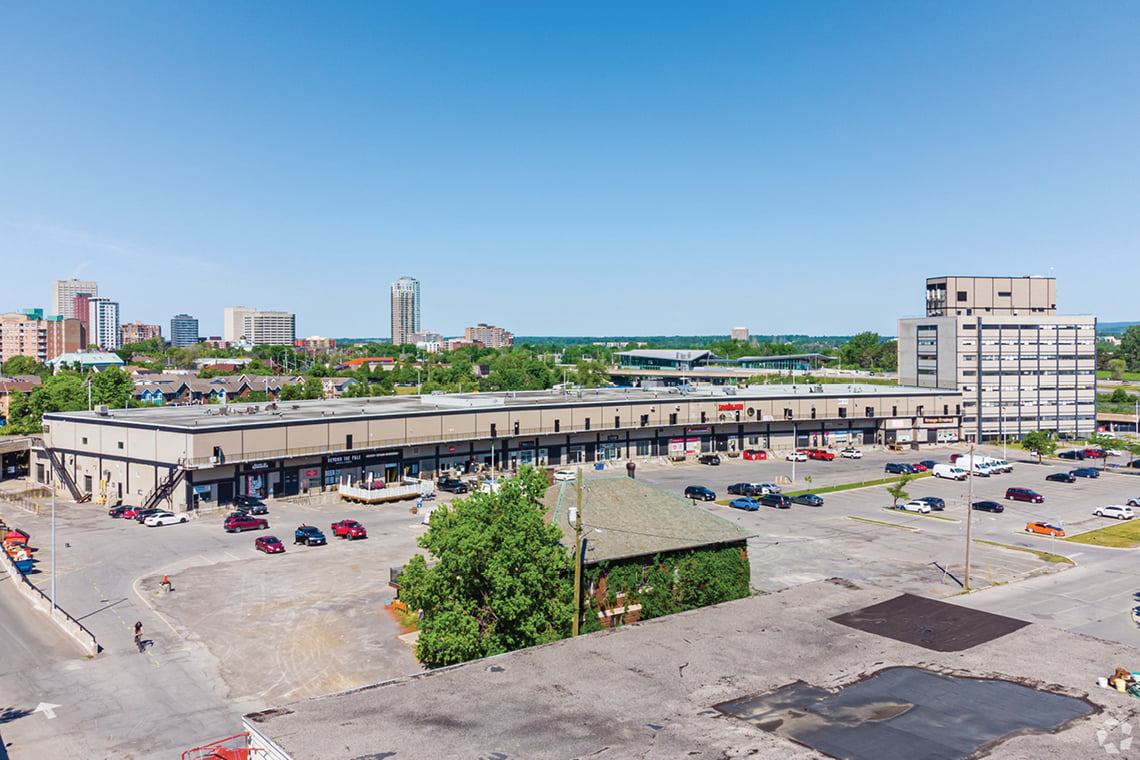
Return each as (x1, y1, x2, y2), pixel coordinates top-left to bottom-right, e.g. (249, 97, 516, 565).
(323, 451, 402, 489)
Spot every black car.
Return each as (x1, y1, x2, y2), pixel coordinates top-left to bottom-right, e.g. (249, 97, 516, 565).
(107, 505, 132, 518)
(1058, 450, 1084, 460)
(1130, 460, 1140, 469)
(684, 486, 716, 501)
(790, 494, 824, 507)
(758, 493, 792, 509)
(1046, 472, 1076, 483)
(918, 460, 938, 471)
(972, 500, 1005, 513)
(698, 454, 721, 466)
(1071, 468, 1100, 478)
(294, 525, 327, 546)
(917, 496, 945, 511)
(437, 478, 469, 494)
(234, 496, 269, 514)
(133, 508, 163, 523)
(884, 463, 910, 474)
(727, 483, 762, 496)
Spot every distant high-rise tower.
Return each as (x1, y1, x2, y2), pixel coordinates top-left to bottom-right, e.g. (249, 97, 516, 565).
(87, 297, 121, 350)
(170, 314, 200, 348)
(52, 279, 97, 319)
(390, 277, 421, 346)
(224, 306, 255, 343)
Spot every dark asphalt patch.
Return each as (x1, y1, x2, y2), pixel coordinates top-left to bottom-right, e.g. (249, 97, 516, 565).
(717, 667, 1094, 760)
(829, 593, 1029, 652)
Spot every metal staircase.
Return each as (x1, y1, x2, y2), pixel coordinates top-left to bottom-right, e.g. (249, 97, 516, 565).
(29, 437, 84, 501)
(142, 468, 185, 510)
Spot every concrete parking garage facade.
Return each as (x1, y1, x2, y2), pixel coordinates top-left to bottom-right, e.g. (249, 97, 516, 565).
(36, 384, 962, 512)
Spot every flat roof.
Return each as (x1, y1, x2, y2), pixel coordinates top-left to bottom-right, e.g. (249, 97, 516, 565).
(44, 384, 956, 431)
(243, 580, 1113, 760)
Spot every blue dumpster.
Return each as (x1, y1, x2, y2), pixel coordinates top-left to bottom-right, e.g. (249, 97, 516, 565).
(594, 463, 604, 470)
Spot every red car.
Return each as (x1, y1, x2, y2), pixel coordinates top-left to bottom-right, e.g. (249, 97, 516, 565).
(255, 535, 285, 553)
(805, 449, 835, 461)
(742, 450, 768, 460)
(224, 515, 269, 533)
(330, 520, 368, 540)
(908, 463, 929, 472)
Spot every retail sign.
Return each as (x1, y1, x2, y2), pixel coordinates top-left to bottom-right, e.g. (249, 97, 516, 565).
(247, 461, 273, 471)
(304, 469, 319, 478)
(687, 427, 711, 435)
(922, 417, 955, 424)
(718, 403, 744, 411)
(518, 441, 536, 449)
(326, 452, 365, 466)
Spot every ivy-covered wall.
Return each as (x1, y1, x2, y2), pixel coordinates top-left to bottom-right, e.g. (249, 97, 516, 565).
(581, 543, 750, 632)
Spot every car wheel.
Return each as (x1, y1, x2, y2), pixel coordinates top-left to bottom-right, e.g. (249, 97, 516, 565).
(1095, 511, 1102, 517)
(1120, 515, 1127, 520)
(234, 526, 242, 533)
(180, 516, 188, 523)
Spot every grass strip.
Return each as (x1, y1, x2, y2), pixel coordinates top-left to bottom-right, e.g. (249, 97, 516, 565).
(1063, 520, 1140, 549)
(880, 507, 958, 522)
(972, 538, 1075, 565)
(848, 516, 916, 531)
(784, 472, 931, 497)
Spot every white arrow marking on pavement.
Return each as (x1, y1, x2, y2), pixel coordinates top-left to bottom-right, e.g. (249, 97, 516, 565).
(34, 702, 62, 720)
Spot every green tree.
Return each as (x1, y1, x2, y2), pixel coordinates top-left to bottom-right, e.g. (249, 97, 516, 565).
(1121, 325, 1140, 370)
(91, 367, 134, 409)
(1020, 430, 1057, 464)
(573, 359, 610, 388)
(885, 474, 911, 507)
(839, 332, 884, 369)
(1, 355, 46, 377)
(1086, 432, 1124, 469)
(1110, 386, 1132, 404)
(1108, 358, 1127, 381)
(398, 468, 572, 668)
(301, 376, 324, 399)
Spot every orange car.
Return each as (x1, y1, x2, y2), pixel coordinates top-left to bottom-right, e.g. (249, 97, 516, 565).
(1025, 522, 1065, 537)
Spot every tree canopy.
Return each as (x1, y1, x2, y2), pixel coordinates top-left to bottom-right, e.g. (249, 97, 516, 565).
(398, 468, 572, 668)
(1020, 430, 1057, 464)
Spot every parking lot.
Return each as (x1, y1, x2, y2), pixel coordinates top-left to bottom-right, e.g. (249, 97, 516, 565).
(3, 443, 1140, 758)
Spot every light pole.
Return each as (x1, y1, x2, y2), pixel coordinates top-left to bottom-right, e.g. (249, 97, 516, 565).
(964, 444, 975, 590)
(571, 470, 583, 636)
(50, 488, 56, 611)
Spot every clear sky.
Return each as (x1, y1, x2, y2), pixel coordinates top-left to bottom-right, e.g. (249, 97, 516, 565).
(2, 2, 1137, 339)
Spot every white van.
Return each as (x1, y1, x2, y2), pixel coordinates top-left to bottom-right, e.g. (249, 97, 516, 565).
(932, 464, 967, 481)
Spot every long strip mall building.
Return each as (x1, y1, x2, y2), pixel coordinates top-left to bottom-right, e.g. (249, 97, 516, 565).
(36, 384, 963, 511)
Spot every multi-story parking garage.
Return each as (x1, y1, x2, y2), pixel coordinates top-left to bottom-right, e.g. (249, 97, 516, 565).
(35, 383, 962, 512)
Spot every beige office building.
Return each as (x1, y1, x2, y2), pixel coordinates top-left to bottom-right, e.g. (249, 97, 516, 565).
(390, 277, 420, 346)
(0, 312, 85, 364)
(899, 276, 1096, 442)
(52, 279, 98, 319)
(224, 306, 255, 342)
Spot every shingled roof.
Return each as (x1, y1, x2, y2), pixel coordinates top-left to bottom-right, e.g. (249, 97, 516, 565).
(542, 476, 755, 565)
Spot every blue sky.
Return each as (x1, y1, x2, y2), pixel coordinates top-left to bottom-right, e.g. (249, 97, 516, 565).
(2, 2, 1137, 339)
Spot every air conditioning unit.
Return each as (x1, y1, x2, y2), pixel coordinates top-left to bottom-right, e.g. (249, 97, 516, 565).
(209, 456, 218, 464)
(94, 405, 109, 416)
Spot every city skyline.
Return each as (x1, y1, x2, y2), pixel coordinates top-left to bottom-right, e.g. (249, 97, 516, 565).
(2, 4, 1138, 337)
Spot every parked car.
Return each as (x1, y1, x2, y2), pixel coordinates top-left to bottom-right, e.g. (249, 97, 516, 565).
(1070, 468, 1100, 479)
(908, 463, 929, 472)
(294, 525, 327, 546)
(805, 449, 835, 461)
(144, 511, 189, 527)
(1005, 488, 1044, 504)
(1025, 521, 1065, 537)
(1128, 497, 1140, 507)
(234, 496, 268, 514)
(949, 453, 964, 463)
(330, 519, 368, 539)
(1046, 472, 1076, 483)
(932, 464, 967, 481)
(684, 486, 716, 501)
(1058, 450, 1084, 460)
(884, 463, 910, 474)
(742, 449, 768, 460)
(972, 500, 1005, 513)
(133, 508, 164, 523)
(255, 535, 285, 554)
(1128, 461, 1140, 470)
(755, 482, 782, 494)
(918, 460, 938, 470)
(758, 493, 792, 509)
(840, 448, 863, 459)
(107, 505, 132, 518)
(698, 454, 722, 466)
(224, 515, 269, 532)
(897, 500, 932, 514)
(1093, 505, 1134, 520)
(791, 494, 824, 507)
(728, 497, 760, 511)
(1081, 448, 1108, 459)
(438, 477, 471, 492)
(917, 496, 946, 511)
(727, 483, 762, 496)
(785, 451, 807, 462)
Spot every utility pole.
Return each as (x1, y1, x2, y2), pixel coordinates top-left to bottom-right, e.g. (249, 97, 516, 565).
(964, 443, 975, 590)
(571, 469, 584, 636)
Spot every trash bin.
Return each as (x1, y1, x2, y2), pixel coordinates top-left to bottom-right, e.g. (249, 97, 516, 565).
(594, 463, 604, 470)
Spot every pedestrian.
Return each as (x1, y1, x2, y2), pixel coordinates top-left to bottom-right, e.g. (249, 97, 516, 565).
(134, 621, 145, 653)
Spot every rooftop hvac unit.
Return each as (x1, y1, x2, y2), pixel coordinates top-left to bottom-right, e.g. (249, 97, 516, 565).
(95, 405, 109, 416)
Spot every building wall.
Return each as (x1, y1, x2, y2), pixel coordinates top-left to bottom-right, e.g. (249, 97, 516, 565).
(88, 298, 121, 350)
(0, 313, 85, 363)
(243, 312, 296, 346)
(924, 276, 1057, 317)
(52, 279, 97, 319)
(224, 306, 255, 342)
(390, 277, 420, 346)
(170, 315, 199, 348)
(120, 321, 162, 345)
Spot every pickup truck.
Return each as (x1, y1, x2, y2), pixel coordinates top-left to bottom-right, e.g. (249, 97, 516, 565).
(330, 520, 367, 540)
(294, 525, 327, 546)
